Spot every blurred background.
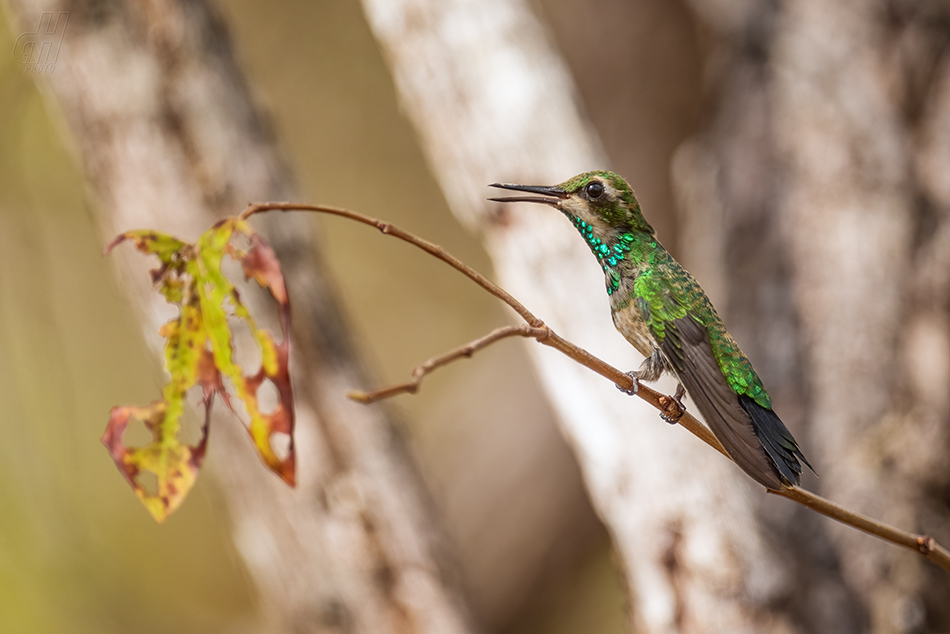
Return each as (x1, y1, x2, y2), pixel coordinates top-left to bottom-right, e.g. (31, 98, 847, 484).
(2, 0, 949, 632)
(0, 0, 702, 632)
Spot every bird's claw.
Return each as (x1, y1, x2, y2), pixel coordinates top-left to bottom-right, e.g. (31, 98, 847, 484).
(618, 374, 686, 424)
(616, 371, 640, 396)
(659, 384, 687, 424)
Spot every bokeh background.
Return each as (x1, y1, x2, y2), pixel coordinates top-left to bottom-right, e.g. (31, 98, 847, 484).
(0, 1, 703, 632)
(5, 0, 950, 632)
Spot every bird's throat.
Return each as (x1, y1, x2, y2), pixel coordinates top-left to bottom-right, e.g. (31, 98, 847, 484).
(566, 214, 641, 297)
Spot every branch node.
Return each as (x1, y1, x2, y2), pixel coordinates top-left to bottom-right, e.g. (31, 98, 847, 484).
(918, 535, 936, 554)
(530, 325, 551, 341)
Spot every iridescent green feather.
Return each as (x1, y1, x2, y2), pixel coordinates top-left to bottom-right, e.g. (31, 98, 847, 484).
(632, 244, 772, 409)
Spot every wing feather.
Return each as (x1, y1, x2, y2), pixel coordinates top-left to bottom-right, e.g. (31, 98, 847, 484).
(660, 315, 793, 489)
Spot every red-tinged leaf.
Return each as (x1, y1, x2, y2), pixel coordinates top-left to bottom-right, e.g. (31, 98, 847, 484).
(241, 232, 288, 305)
(102, 283, 217, 522)
(194, 219, 296, 486)
(239, 330, 295, 485)
(106, 217, 296, 521)
(101, 401, 208, 522)
(232, 224, 295, 483)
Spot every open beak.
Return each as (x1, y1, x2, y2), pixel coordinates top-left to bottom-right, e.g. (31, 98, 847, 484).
(489, 183, 568, 206)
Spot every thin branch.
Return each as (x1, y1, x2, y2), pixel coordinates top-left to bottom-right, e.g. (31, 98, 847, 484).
(241, 202, 541, 326)
(241, 203, 723, 450)
(243, 201, 950, 575)
(773, 487, 950, 570)
(348, 324, 549, 403)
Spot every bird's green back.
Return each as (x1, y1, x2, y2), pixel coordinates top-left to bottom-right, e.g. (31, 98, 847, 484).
(632, 243, 773, 410)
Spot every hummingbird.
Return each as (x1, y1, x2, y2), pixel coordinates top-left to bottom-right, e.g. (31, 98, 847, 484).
(490, 170, 812, 489)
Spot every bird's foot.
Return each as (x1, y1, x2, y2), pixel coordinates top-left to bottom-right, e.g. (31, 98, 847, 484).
(616, 371, 640, 396)
(659, 384, 686, 424)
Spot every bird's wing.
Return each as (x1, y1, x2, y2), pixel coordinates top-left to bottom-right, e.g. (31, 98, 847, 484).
(660, 314, 787, 489)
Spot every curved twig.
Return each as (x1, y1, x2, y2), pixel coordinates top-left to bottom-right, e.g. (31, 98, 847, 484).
(241, 202, 541, 326)
(348, 324, 549, 403)
(242, 201, 950, 574)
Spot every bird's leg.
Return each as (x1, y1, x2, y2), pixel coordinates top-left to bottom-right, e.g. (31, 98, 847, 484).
(617, 371, 640, 396)
(618, 350, 686, 423)
(659, 383, 687, 424)
(616, 349, 665, 396)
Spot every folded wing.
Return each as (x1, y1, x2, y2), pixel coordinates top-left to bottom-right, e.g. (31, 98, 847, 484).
(659, 314, 803, 489)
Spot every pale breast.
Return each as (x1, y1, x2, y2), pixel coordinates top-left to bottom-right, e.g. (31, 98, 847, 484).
(611, 302, 656, 358)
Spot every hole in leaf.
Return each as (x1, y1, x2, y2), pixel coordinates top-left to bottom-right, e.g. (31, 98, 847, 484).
(271, 432, 291, 462)
(229, 316, 263, 376)
(220, 247, 246, 284)
(257, 378, 279, 415)
(135, 471, 159, 497)
(123, 417, 153, 449)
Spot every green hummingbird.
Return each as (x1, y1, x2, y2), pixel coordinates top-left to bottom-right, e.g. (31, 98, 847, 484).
(490, 170, 812, 489)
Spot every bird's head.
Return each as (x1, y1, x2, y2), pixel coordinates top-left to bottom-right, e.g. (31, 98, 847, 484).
(490, 170, 654, 239)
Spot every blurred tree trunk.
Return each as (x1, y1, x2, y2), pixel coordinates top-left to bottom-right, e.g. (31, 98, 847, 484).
(677, 0, 950, 631)
(2, 1, 478, 633)
(361, 0, 825, 632)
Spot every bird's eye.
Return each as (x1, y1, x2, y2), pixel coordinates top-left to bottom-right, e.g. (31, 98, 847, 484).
(586, 181, 604, 199)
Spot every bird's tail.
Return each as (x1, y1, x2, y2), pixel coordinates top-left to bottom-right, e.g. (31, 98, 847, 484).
(738, 395, 814, 486)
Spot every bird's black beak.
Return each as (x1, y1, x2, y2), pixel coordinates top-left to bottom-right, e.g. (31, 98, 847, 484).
(489, 183, 568, 206)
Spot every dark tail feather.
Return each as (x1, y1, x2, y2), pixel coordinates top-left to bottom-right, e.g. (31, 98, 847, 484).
(738, 395, 815, 486)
